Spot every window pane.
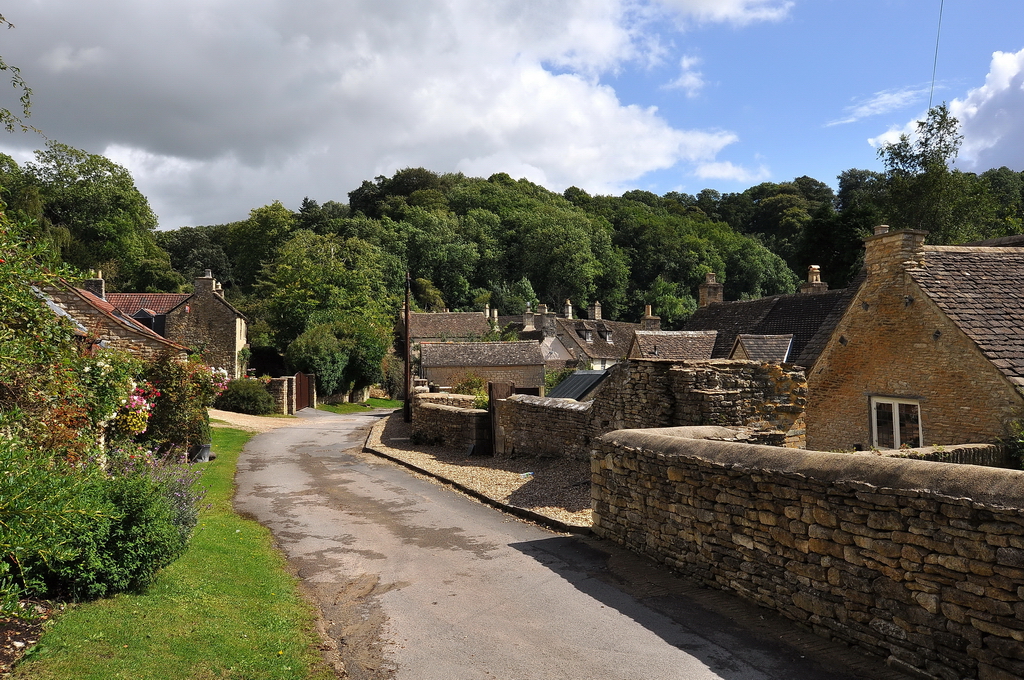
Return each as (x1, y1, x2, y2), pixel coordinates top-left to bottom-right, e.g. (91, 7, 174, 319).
(875, 402, 895, 449)
(898, 403, 921, 448)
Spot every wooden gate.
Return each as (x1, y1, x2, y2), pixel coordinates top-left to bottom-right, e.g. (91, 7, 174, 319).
(295, 372, 312, 411)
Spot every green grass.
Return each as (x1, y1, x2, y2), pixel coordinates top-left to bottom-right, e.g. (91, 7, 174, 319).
(317, 397, 402, 415)
(14, 427, 334, 680)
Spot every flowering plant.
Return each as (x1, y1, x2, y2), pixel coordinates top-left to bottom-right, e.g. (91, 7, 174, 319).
(112, 382, 160, 435)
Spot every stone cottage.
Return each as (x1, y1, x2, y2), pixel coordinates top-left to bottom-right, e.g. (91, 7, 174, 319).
(628, 330, 717, 360)
(806, 226, 1024, 451)
(100, 270, 248, 377)
(420, 341, 546, 394)
(46, 280, 190, 362)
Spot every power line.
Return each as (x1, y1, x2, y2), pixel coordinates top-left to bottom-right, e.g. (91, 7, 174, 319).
(929, 0, 945, 109)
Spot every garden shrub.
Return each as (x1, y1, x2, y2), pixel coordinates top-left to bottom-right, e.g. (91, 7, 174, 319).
(214, 378, 276, 415)
(146, 356, 227, 452)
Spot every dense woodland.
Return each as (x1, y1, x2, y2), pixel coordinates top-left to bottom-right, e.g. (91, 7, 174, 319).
(6, 106, 1024, 396)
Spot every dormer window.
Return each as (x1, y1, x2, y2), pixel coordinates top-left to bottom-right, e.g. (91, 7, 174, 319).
(598, 329, 612, 342)
(578, 329, 593, 342)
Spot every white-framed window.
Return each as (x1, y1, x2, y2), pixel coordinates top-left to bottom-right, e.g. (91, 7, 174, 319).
(870, 396, 922, 449)
(578, 329, 593, 342)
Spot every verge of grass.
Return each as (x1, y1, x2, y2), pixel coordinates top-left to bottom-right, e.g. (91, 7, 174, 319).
(317, 397, 401, 415)
(14, 428, 335, 680)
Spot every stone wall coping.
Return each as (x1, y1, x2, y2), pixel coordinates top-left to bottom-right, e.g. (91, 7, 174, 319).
(419, 401, 487, 415)
(599, 428, 1024, 506)
(506, 394, 592, 411)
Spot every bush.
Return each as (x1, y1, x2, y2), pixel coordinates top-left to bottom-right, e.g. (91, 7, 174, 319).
(147, 357, 227, 451)
(214, 378, 276, 415)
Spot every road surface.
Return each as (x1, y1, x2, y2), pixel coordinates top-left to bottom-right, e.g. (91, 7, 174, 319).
(233, 408, 903, 680)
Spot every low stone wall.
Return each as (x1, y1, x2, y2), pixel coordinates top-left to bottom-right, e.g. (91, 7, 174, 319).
(267, 376, 295, 415)
(412, 393, 489, 453)
(493, 395, 592, 460)
(873, 444, 1009, 468)
(592, 428, 1024, 680)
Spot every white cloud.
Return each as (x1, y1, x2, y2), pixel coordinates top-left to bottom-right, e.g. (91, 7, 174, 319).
(0, 0, 788, 225)
(827, 86, 930, 127)
(694, 160, 770, 183)
(664, 55, 705, 97)
(950, 48, 1024, 172)
(653, 0, 793, 26)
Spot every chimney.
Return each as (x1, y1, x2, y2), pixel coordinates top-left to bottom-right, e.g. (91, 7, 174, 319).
(82, 269, 105, 300)
(864, 226, 928, 279)
(484, 303, 490, 318)
(799, 265, 829, 294)
(491, 308, 498, 322)
(563, 299, 573, 319)
(523, 308, 536, 331)
(588, 301, 602, 320)
(195, 269, 216, 294)
(215, 281, 224, 297)
(642, 304, 661, 331)
(536, 305, 557, 337)
(698, 271, 724, 307)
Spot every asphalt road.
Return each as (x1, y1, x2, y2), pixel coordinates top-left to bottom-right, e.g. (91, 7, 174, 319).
(233, 408, 904, 680)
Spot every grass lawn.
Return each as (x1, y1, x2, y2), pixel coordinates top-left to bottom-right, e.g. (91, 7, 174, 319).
(317, 397, 402, 415)
(13, 427, 334, 680)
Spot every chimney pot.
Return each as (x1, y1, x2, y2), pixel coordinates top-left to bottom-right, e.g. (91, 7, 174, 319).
(564, 299, 573, 319)
(537, 304, 548, 315)
(698, 271, 724, 307)
(641, 304, 661, 331)
(799, 265, 829, 294)
(874, 224, 890, 235)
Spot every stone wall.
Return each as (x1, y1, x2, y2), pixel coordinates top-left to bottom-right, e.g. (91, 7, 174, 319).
(267, 376, 295, 415)
(493, 395, 592, 459)
(412, 393, 490, 453)
(592, 428, 1024, 680)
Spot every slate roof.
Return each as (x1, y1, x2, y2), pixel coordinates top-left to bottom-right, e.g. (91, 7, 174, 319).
(556, 318, 637, 361)
(546, 370, 609, 400)
(630, 330, 717, 360)
(408, 312, 491, 340)
(681, 287, 855, 368)
(107, 292, 191, 315)
(910, 246, 1024, 387)
(420, 341, 544, 368)
(730, 334, 794, 362)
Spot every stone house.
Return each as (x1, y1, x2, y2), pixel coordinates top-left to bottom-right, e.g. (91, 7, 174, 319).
(499, 300, 650, 370)
(46, 280, 190, 362)
(680, 269, 856, 369)
(98, 270, 248, 377)
(806, 226, 1024, 451)
(420, 341, 546, 394)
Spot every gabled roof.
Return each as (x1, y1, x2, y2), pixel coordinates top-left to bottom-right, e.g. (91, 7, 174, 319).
(420, 341, 544, 368)
(555, 318, 637, 360)
(546, 370, 608, 400)
(408, 312, 491, 340)
(58, 284, 189, 351)
(107, 292, 191, 315)
(730, 334, 793, 362)
(630, 330, 717, 360)
(910, 246, 1024, 387)
(681, 287, 854, 368)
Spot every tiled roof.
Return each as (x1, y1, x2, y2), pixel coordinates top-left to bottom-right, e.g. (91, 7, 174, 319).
(420, 341, 545, 368)
(910, 246, 1024, 386)
(730, 334, 794, 362)
(631, 330, 717, 360)
(66, 285, 188, 350)
(408, 312, 491, 340)
(556, 318, 637, 360)
(107, 292, 191, 315)
(681, 288, 853, 368)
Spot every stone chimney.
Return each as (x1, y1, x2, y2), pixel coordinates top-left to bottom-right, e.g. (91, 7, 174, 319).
(214, 281, 224, 297)
(536, 304, 557, 337)
(799, 265, 829, 294)
(563, 299, 573, 319)
(82, 269, 105, 300)
(484, 303, 490, 318)
(523, 309, 535, 331)
(641, 304, 661, 331)
(864, 226, 928, 280)
(588, 300, 602, 321)
(491, 308, 498, 322)
(698, 272, 724, 307)
(195, 268, 216, 295)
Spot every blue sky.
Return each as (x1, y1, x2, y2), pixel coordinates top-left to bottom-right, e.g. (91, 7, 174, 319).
(1, 0, 1022, 228)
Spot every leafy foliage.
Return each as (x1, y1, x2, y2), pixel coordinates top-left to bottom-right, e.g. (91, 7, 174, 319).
(214, 378, 276, 415)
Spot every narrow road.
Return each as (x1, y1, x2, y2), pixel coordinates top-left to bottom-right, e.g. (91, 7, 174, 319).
(234, 409, 902, 680)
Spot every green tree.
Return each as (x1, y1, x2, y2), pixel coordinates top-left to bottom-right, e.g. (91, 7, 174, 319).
(0, 14, 32, 133)
(226, 201, 297, 291)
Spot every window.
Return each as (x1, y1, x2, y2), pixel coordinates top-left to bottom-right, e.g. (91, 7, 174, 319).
(870, 397, 921, 449)
(598, 329, 612, 342)
(577, 329, 593, 343)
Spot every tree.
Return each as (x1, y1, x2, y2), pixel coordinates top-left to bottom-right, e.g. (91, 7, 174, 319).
(226, 201, 297, 290)
(25, 141, 179, 291)
(0, 14, 32, 133)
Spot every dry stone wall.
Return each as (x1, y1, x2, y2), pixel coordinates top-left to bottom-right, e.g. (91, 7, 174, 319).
(592, 428, 1024, 680)
(494, 395, 592, 459)
(412, 393, 489, 453)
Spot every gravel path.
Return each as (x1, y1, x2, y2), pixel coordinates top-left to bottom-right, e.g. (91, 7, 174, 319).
(366, 413, 592, 528)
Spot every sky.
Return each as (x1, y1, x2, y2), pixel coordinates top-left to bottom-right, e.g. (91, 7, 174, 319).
(2, 0, 1023, 229)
